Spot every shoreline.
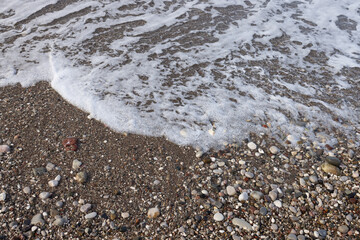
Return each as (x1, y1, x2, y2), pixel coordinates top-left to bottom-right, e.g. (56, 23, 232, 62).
(0, 82, 359, 239)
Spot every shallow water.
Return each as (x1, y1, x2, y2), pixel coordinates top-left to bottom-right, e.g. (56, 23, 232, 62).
(1, 0, 359, 149)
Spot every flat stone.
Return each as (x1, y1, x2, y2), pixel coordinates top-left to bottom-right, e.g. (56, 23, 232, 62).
(46, 162, 56, 171)
(53, 217, 66, 226)
(259, 207, 267, 215)
(269, 146, 279, 154)
(232, 218, 252, 231)
(268, 191, 277, 201)
(245, 172, 254, 178)
(23, 187, 31, 194)
(85, 212, 97, 219)
(48, 180, 59, 187)
(0, 192, 6, 201)
(318, 229, 327, 237)
(39, 192, 51, 200)
(250, 191, 263, 201)
(309, 175, 318, 183)
(247, 142, 257, 150)
(274, 200, 282, 208)
(148, 207, 160, 219)
(31, 214, 44, 225)
(321, 162, 341, 175)
(213, 213, 224, 222)
(287, 233, 297, 240)
(121, 212, 129, 218)
(325, 156, 341, 166)
(226, 186, 237, 196)
(338, 225, 349, 233)
(80, 204, 92, 213)
(33, 167, 47, 176)
(72, 159, 82, 170)
(238, 192, 248, 201)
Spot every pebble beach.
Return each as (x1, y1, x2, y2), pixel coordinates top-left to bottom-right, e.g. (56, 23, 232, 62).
(0, 82, 359, 239)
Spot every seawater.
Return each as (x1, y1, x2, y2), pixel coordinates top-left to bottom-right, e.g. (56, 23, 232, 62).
(1, 0, 359, 150)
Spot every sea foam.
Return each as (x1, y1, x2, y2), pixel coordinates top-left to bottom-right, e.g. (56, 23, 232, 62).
(1, 0, 359, 150)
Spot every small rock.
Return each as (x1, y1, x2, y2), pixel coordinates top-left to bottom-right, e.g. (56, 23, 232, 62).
(213, 213, 224, 222)
(39, 192, 51, 200)
(269, 146, 279, 154)
(80, 204, 92, 213)
(72, 160, 82, 170)
(247, 142, 257, 150)
(268, 191, 277, 201)
(85, 212, 97, 219)
(338, 225, 349, 234)
(250, 191, 263, 200)
(23, 187, 31, 194)
(226, 186, 236, 196)
(309, 175, 318, 183)
(245, 172, 254, 178)
(121, 212, 129, 219)
(56, 201, 64, 208)
(62, 137, 78, 151)
(48, 180, 59, 187)
(31, 214, 44, 225)
(274, 200, 282, 208)
(33, 167, 47, 176)
(352, 170, 359, 178)
(325, 156, 341, 166)
(0, 192, 6, 201)
(318, 229, 327, 237)
(259, 207, 267, 215)
(46, 162, 55, 171)
(75, 171, 88, 183)
(238, 192, 248, 201)
(148, 207, 160, 219)
(321, 162, 341, 175)
(0, 145, 10, 153)
(232, 218, 252, 231)
(271, 224, 278, 231)
(287, 233, 297, 240)
(53, 217, 66, 226)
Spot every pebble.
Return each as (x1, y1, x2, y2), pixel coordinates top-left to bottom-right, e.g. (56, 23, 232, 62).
(121, 212, 129, 219)
(0, 145, 10, 153)
(39, 192, 51, 200)
(238, 192, 249, 201)
(259, 207, 267, 215)
(287, 233, 297, 240)
(23, 187, 31, 194)
(46, 162, 56, 171)
(213, 213, 224, 222)
(75, 171, 88, 183)
(56, 201, 64, 208)
(245, 172, 254, 178)
(321, 162, 341, 175)
(309, 175, 318, 183)
(85, 212, 97, 219)
(352, 170, 359, 178)
(269, 146, 279, 154)
(271, 224, 278, 231)
(72, 159, 82, 170)
(338, 225, 349, 233)
(0, 192, 6, 201)
(325, 156, 341, 167)
(247, 142, 257, 150)
(250, 191, 263, 200)
(268, 191, 277, 201)
(31, 214, 45, 225)
(48, 180, 59, 187)
(53, 217, 66, 226)
(33, 167, 47, 176)
(148, 207, 160, 219)
(232, 218, 252, 231)
(274, 200, 282, 208)
(318, 229, 327, 237)
(226, 186, 237, 196)
(80, 204, 92, 213)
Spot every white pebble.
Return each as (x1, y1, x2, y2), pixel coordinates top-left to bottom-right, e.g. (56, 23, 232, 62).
(213, 213, 224, 222)
(148, 207, 160, 219)
(269, 146, 279, 154)
(48, 180, 59, 187)
(72, 159, 82, 170)
(23, 187, 31, 194)
(274, 200, 282, 208)
(226, 186, 237, 196)
(268, 191, 277, 201)
(121, 212, 130, 218)
(80, 204, 92, 213)
(39, 192, 51, 200)
(238, 192, 249, 201)
(232, 218, 253, 231)
(85, 212, 97, 219)
(245, 172, 254, 178)
(247, 142, 257, 150)
(0, 192, 6, 201)
(0, 145, 10, 153)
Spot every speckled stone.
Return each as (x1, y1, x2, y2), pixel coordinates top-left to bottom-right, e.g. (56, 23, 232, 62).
(213, 213, 224, 222)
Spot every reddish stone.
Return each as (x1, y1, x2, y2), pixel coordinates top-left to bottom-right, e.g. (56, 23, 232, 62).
(62, 137, 78, 151)
(349, 198, 357, 204)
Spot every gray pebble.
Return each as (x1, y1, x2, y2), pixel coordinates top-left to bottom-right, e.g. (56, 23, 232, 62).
(85, 212, 97, 219)
(338, 225, 349, 233)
